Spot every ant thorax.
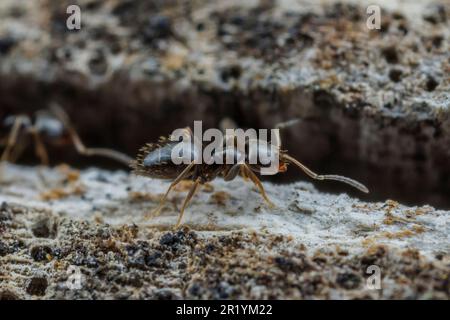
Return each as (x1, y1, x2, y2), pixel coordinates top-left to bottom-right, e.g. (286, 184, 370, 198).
(160, 122, 282, 175)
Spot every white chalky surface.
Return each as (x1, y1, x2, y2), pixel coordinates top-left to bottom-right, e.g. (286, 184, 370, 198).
(0, 163, 448, 257)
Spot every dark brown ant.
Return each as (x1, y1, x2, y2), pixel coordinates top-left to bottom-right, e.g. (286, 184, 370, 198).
(131, 123, 369, 228)
(0, 104, 132, 168)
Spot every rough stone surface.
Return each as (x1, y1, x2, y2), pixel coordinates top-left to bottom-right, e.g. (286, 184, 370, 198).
(0, 0, 448, 207)
(0, 163, 449, 299)
(0, 0, 449, 300)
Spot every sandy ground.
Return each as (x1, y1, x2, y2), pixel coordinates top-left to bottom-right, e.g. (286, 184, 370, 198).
(0, 0, 448, 300)
(0, 163, 448, 299)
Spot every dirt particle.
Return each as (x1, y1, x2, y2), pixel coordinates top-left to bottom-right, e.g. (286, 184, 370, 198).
(0, 201, 8, 212)
(127, 254, 147, 270)
(205, 243, 215, 254)
(115, 272, 143, 288)
(159, 229, 195, 247)
(143, 15, 172, 44)
(312, 255, 328, 265)
(153, 288, 178, 300)
(388, 69, 403, 82)
(111, 0, 134, 16)
(361, 245, 387, 267)
(188, 283, 202, 297)
(31, 218, 54, 238)
(40, 184, 86, 200)
(30, 245, 53, 262)
(0, 290, 19, 300)
(425, 75, 439, 92)
(26, 277, 48, 296)
(210, 191, 230, 206)
(423, 4, 447, 24)
(0, 241, 8, 256)
(431, 35, 443, 48)
(336, 272, 361, 290)
(273, 256, 310, 273)
(397, 23, 408, 35)
(88, 50, 108, 75)
(159, 232, 179, 246)
(214, 282, 234, 299)
(83, 256, 99, 268)
(0, 37, 16, 55)
(434, 253, 444, 261)
(145, 250, 162, 267)
(401, 248, 420, 260)
(381, 46, 399, 64)
(220, 65, 242, 82)
(196, 22, 205, 31)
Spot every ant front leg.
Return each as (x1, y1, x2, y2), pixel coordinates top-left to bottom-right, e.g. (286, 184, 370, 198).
(146, 162, 196, 219)
(242, 164, 275, 208)
(227, 163, 275, 209)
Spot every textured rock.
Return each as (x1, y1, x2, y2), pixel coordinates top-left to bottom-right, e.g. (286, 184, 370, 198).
(0, 163, 449, 299)
(0, 0, 449, 300)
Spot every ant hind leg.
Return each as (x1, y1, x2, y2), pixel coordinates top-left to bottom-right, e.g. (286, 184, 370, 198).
(242, 164, 275, 209)
(175, 177, 201, 228)
(29, 127, 49, 166)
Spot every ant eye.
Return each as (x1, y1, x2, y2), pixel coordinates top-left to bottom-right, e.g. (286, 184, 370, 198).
(35, 116, 64, 137)
(3, 116, 15, 127)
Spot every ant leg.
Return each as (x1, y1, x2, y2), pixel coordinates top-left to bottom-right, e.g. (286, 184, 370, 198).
(28, 127, 49, 166)
(175, 177, 201, 228)
(282, 154, 369, 193)
(241, 164, 275, 208)
(224, 164, 241, 181)
(239, 165, 249, 181)
(8, 135, 29, 163)
(1, 115, 29, 163)
(49, 104, 133, 166)
(146, 162, 196, 219)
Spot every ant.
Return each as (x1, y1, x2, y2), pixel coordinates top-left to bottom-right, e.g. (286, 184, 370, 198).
(0, 104, 132, 169)
(131, 122, 369, 228)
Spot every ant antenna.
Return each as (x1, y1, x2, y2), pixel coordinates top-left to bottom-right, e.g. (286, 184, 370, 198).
(275, 118, 301, 130)
(282, 154, 369, 193)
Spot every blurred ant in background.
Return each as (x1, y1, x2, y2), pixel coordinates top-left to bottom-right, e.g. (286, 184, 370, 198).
(0, 104, 132, 168)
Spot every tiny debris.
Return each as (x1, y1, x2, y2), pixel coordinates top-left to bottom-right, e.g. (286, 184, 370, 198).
(288, 200, 316, 214)
(26, 276, 48, 296)
(40, 184, 86, 201)
(209, 191, 230, 206)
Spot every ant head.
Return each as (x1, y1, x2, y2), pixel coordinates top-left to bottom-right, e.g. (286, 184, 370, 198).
(35, 111, 65, 138)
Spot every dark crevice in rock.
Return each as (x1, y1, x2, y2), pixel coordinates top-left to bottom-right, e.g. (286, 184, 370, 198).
(0, 75, 448, 209)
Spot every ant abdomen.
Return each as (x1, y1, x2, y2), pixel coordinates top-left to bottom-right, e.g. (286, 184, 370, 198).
(131, 140, 193, 180)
